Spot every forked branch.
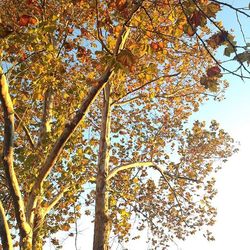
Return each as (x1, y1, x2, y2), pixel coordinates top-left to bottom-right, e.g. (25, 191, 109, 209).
(28, 1, 144, 219)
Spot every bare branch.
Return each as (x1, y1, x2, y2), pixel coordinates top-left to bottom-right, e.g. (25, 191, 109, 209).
(14, 112, 35, 149)
(236, 11, 247, 45)
(210, 0, 250, 18)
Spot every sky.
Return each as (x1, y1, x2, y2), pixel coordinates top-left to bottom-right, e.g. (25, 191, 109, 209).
(176, 70, 250, 250)
(45, 1, 250, 249)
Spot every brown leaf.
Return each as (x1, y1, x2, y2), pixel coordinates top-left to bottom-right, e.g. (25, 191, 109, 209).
(117, 49, 136, 67)
(207, 66, 221, 77)
(190, 11, 203, 27)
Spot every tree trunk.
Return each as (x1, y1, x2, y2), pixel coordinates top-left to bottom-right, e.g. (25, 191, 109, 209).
(93, 84, 112, 250)
(31, 213, 44, 250)
(30, 195, 44, 250)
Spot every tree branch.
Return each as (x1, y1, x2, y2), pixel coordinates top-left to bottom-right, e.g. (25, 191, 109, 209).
(27, 1, 145, 217)
(95, 0, 113, 55)
(114, 0, 144, 55)
(43, 186, 70, 215)
(14, 112, 35, 149)
(179, 0, 250, 79)
(37, 87, 54, 146)
(0, 68, 31, 243)
(26, 65, 114, 220)
(210, 0, 250, 18)
(0, 200, 13, 250)
(112, 72, 180, 106)
(192, 0, 250, 75)
(112, 85, 194, 107)
(107, 161, 198, 183)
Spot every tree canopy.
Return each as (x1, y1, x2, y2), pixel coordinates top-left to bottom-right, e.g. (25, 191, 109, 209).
(0, 0, 248, 249)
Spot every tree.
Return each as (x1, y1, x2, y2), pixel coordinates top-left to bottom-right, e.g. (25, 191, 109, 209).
(91, 82, 236, 249)
(0, 0, 248, 249)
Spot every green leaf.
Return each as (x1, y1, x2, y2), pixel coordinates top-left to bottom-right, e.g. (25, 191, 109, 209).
(224, 47, 231, 57)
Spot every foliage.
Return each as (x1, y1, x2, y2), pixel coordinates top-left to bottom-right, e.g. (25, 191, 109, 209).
(0, 0, 248, 249)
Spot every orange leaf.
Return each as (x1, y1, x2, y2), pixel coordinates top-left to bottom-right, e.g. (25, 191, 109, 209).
(150, 42, 159, 51)
(116, 0, 127, 11)
(186, 25, 196, 37)
(29, 16, 38, 25)
(18, 15, 38, 26)
(158, 41, 164, 49)
(61, 224, 70, 231)
(18, 15, 31, 26)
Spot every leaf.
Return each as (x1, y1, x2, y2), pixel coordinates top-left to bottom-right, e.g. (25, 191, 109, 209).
(190, 11, 203, 27)
(206, 3, 221, 18)
(184, 24, 196, 37)
(0, 25, 13, 38)
(168, 193, 175, 203)
(224, 47, 233, 57)
(61, 224, 70, 231)
(18, 15, 38, 26)
(29, 16, 39, 25)
(206, 66, 221, 77)
(150, 42, 159, 51)
(75, 205, 81, 211)
(116, 0, 127, 11)
(18, 15, 31, 26)
(207, 31, 228, 48)
(234, 51, 250, 64)
(117, 49, 136, 67)
(120, 209, 130, 218)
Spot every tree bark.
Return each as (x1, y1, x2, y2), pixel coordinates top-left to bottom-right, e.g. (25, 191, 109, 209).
(38, 87, 54, 146)
(93, 84, 112, 250)
(31, 211, 44, 250)
(0, 200, 13, 250)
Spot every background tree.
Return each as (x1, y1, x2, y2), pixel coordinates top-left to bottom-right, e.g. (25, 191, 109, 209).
(0, 0, 249, 249)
